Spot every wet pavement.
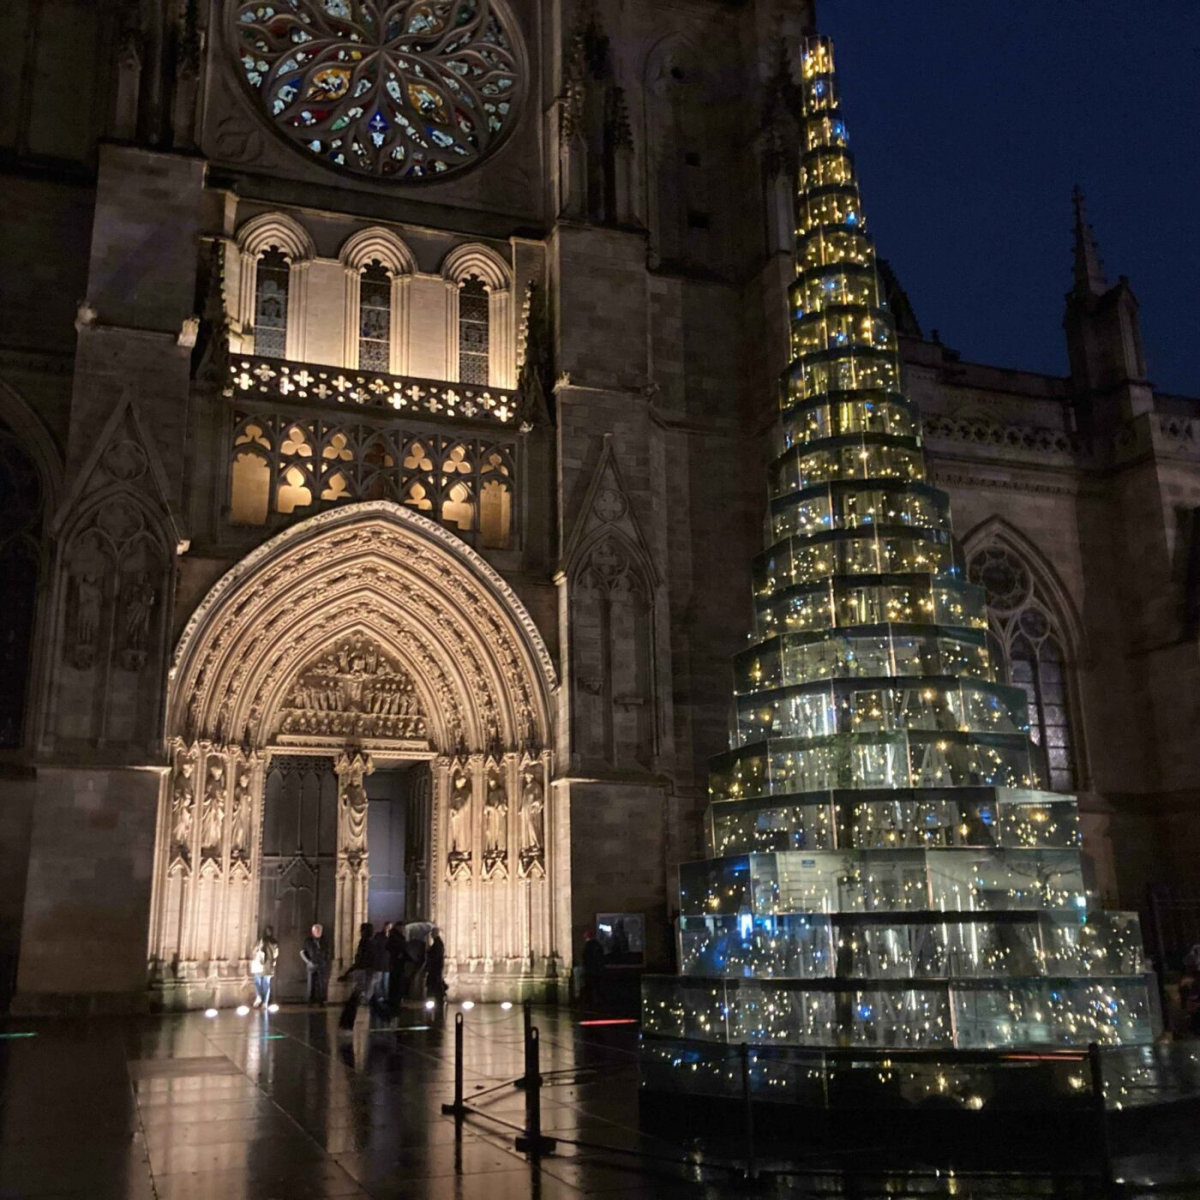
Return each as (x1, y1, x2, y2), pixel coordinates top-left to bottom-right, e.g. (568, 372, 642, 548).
(0, 1003, 1196, 1199)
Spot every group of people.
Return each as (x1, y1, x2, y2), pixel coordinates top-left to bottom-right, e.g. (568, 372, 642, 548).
(246, 921, 446, 1018)
(342, 921, 445, 1021)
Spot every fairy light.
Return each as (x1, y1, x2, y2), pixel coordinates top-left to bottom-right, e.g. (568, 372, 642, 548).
(649, 30, 1153, 1100)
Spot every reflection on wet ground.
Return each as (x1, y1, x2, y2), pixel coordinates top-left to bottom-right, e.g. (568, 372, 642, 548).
(0, 1004, 1196, 1198)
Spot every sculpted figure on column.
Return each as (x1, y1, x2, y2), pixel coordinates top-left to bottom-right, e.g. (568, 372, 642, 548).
(73, 572, 103, 668)
(120, 571, 156, 670)
(483, 765, 508, 876)
(447, 766, 472, 878)
(519, 768, 545, 876)
(338, 753, 372, 860)
(200, 759, 227, 851)
(230, 760, 254, 862)
(170, 754, 196, 860)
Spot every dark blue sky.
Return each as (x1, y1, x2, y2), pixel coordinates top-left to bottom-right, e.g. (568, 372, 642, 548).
(817, 1, 1200, 396)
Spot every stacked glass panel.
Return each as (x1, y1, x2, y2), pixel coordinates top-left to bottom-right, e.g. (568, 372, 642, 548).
(643, 36, 1150, 1064)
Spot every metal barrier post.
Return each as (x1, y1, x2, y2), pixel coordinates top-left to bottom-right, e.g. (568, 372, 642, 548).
(741, 1042, 758, 1183)
(515, 1000, 532, 1088)
(440, 1012, 466, 1116)
(515, 1025, 557, 1156)
(1088, 1041, 1116, 1196)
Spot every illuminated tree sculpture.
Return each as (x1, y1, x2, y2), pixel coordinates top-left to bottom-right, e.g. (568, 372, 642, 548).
(641, 37, 1150, 1104)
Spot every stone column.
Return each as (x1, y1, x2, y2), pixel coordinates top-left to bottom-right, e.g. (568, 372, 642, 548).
(333, 751, 373, 978)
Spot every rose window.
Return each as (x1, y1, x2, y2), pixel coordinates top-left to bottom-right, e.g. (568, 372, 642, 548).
(231, 0, 523, 181)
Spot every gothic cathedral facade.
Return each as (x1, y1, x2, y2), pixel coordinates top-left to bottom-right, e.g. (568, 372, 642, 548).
(0, 0, 1197, 1011)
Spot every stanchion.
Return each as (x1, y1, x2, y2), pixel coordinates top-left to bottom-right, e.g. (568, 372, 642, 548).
(1088, 1042, 1116, 1196)
(514, 999, 542, 1089)
(440, 1012, 466, 1116)
(741, 1042, 758, 1183)
(515, 1025, 557, 1156)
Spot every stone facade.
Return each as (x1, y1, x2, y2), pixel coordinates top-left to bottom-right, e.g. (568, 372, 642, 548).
(0, 0, 1194, 1012)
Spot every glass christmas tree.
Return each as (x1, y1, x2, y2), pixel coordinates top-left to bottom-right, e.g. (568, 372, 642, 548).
(642, 36, 1150, 1102)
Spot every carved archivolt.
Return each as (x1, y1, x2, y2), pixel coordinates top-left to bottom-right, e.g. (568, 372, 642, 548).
(169, 502, 556, 755)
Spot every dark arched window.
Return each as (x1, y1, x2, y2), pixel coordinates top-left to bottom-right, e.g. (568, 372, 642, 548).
(358, 261, 391, 371)
(458, 277, 490, 385)
(0, 424, 44, 749)
(968, 544, 1076, 792)
(254, 247, 290, 358)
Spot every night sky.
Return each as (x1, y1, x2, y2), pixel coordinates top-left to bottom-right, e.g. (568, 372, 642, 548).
(816, 1, 1200, 396)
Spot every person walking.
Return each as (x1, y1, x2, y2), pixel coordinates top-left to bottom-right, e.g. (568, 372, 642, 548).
(386, 920, 410, 1009)
(425, 927, 447, 1006)
(580, 928, 606, 1011)
(376, 923, 394, 1009)
(300, 923, 327, 1004)
(251, 926, 279, 1009)
(404, 925, 428, 1001)
(339, 922, 378, 1031)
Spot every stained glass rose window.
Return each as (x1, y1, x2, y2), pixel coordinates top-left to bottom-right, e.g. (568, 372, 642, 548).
(231, 0, 523, 181)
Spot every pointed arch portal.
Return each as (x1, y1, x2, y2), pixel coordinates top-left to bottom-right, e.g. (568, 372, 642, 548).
(150, 502, 562, 1008)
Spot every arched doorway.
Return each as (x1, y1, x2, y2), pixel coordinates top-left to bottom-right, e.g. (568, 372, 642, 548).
(149, 502, 560, 1008)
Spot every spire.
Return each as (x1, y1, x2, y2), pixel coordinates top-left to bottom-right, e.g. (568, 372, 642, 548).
(1072, 185, 1107, 297)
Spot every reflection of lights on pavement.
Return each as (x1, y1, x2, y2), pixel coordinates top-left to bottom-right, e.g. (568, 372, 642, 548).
(500, 1001, 513, 1011)
(425, 999, 436, 1010)
(461, 1000, 474, 1011)
(236, 1005, 250, 1016)
(204, 1008, 218, 1018)
(267, 1004, 280, 1014)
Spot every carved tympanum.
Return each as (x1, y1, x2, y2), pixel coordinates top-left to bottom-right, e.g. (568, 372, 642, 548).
(276, 635, 427, 740)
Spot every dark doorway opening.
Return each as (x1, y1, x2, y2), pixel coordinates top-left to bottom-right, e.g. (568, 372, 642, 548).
(258, 755, 338, 1003)
(366, 762, 432, 928)
(367, 766, 409, 928)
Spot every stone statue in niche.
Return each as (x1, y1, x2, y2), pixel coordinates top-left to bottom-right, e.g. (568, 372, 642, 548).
(200, 759, 226, 851)
(482, 766, 508, 877)
(170, 755, 196, 860)
(337, 753, 372, 864)
(519, 768, 545, 877)
(447, 767, 472, 879)
(229, 762, 253, 862)
(72, 572, 103, 669)
(120, 572, 157, 671)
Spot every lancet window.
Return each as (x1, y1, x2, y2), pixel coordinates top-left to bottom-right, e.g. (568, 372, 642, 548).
(358, 262, 392, 372)
(458, 278, 490, 385)
(253, 248, 290, 358)
(229, 414, 516, 550)
(967, 544, 1076, 792)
